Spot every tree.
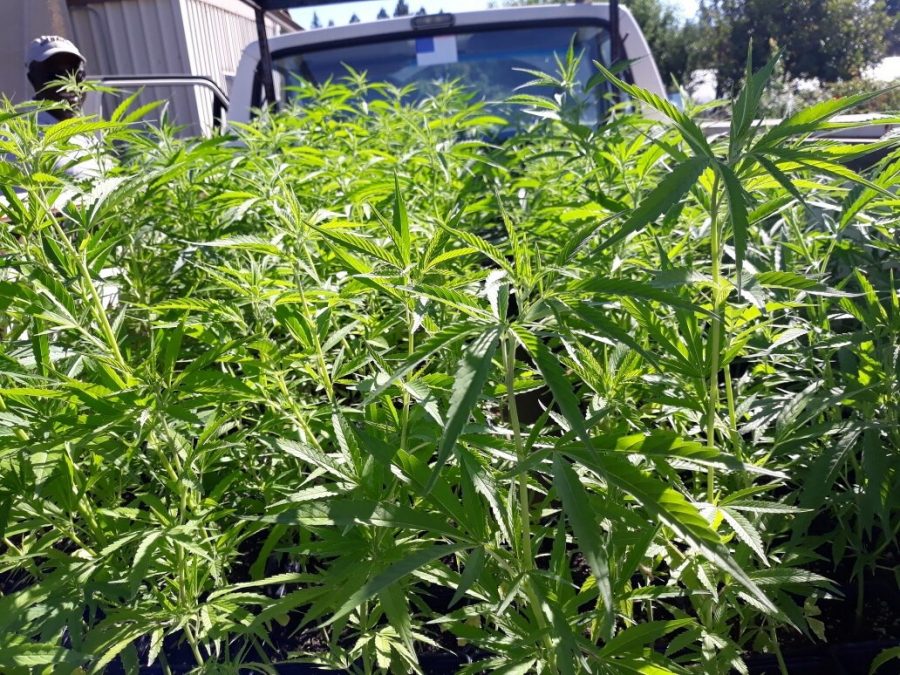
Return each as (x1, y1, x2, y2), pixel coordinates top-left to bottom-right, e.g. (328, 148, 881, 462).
(697, 0, 892, 93)
(377, 7, 390, 19)
(887, 0, 900, 51)
(349, 13, 360, 23)
(416, 6, 428, 15)
(310, 12, 322, 29)
(494, 0, 698, 90)
(394, 1, 410, 16)
(624, 0, 699, 88)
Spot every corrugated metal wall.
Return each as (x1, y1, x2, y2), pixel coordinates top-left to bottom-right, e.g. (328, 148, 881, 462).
(0, 0, 76, 104)
(70, 0, 195, 132)
(69, 0, 294, 135)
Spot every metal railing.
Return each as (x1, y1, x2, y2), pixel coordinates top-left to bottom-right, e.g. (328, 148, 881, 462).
(89, 74, 230, 129)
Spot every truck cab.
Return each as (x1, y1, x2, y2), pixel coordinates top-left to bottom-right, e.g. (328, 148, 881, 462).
(228, 3, 666, 126)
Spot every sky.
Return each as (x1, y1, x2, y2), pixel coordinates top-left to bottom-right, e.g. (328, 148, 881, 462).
(291, 1, 701, 29)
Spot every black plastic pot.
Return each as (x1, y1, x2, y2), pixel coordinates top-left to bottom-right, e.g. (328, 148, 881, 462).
(120, 653, 473, 674)
(745, 640, 898, 675)
(118, 640, 899, 674)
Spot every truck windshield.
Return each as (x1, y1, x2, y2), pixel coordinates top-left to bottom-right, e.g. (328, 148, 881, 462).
(271, 23, 613, 122)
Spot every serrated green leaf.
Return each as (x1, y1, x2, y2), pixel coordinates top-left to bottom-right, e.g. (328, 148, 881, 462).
(870, 646, 900, 674)
(553, 454, 614, 641)
(595, 156, 708, 253)
(565, 449, 780, 617)
(426, 326, 500, 494)
(364, 321, 479, 403)
(576, 277, 704, 313)
(449, 546, 485, 608)
(720, 507, 768, 565)
(600, 619, 694, 658)
(328, 544, 465, 624)
(717, 162, 750, 288)
(392, 174, 411, 266)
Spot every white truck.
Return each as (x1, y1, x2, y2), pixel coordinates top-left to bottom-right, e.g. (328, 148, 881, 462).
(225, 1, 666, 126)
(89, 0, 898, 143)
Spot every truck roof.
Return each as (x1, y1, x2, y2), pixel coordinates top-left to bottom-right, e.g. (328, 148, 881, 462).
(246, 0, 362, 8)
(260, 4, 634, 58)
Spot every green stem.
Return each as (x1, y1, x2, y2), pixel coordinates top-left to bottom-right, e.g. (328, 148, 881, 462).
(74, 494, 104, 551)
(770, 624, 789, 675)
(400, 298, 414, 452)
(299, 285, 334, 404)
(50, 221, 129, 381)
(157, 415, 186, 478)
(723, 366, 742, 462)
(288, 234, 334, 404)
(274, 373, 326, 452)
(503, 333, 555, 664)
(503, 334, 531, 565)
(184, 623, 204, 667)
(706, 176, 722, 504)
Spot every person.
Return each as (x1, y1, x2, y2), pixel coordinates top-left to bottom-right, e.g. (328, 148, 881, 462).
(22, 35, 104, 182)
(26, 35, 87, 123)
(1, 36, 105, 219)
(1, 37, 115, 304)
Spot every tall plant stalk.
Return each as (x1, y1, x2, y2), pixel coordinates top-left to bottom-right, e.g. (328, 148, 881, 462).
(706, 175, 723, 504)
(49, 220, 129, 380)
(502, 331, 555, 664)
(503, 333, 532, 566)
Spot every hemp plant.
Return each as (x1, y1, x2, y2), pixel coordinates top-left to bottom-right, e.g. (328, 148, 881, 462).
(0, 55, 897, 675)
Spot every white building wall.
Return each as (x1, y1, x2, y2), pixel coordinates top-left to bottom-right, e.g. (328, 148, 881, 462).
(68, 0, 295, 135)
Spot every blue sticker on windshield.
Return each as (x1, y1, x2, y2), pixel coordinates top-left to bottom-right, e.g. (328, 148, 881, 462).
(416, 35, 457, 66)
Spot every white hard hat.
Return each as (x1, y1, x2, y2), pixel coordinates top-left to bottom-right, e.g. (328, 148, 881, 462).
(26, 35, 85, 68)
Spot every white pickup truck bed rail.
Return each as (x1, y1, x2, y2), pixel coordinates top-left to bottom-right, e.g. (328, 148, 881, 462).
(699, 113, 898, 144)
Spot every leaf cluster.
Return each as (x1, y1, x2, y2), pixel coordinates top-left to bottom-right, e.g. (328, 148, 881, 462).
(0, 64, 898, 674)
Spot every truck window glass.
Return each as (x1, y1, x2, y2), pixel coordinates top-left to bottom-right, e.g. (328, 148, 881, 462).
(270, 23, 614, 123)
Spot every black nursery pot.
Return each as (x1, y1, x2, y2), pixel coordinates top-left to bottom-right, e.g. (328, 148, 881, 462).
(122, 643, 899, 675)
(745, 640, 899, 675)
(125, 653, 472, 674)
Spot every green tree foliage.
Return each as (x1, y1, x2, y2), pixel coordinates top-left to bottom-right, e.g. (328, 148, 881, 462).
(624, 0, 699, 88)
(887, 0, 900, 50)
(497, 0, 698, 90)
(698, 0, 893, 93)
